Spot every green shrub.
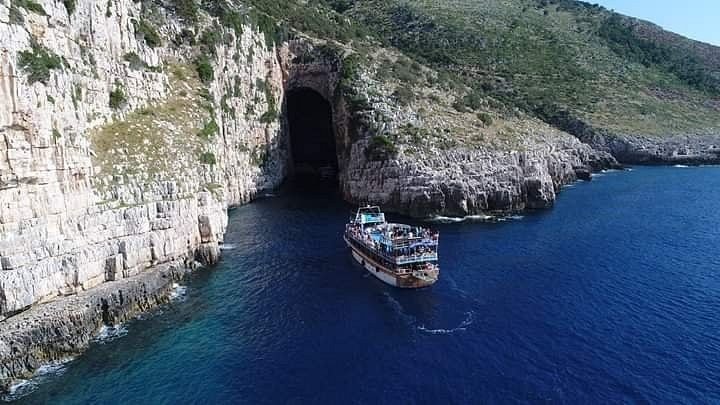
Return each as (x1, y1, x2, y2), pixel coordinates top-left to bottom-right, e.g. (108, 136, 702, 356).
(15, 0, 46, 15)
(477, 112, 493, 126)
(174, 29, 196, 46)
(63, 0, 76, 15)
(260, 81, 277, 123)
(462, 90, 484, 110)
(123, 52, 147, 70)
(345, 91, 371, 112)
(52, 128, 61, 140)
(171, 0, 198, 23)
(198, 119, 219, 138)
(9, 4, 24, 24)
(219, 10, 245, 35)
(199, 28, 221, 55)
(392, 87, 414, 106)
(392, 61, 417, 84)
(132, 19, 161, 48)
(108, 87, 126, 109)
(199, 152, 217, 165)
(341, 53, 362, 83)
(18, 42, 63, 84)
(365, 135, 398, 161)
(452, 99, 470, 113)
(195, 56, 214, 83)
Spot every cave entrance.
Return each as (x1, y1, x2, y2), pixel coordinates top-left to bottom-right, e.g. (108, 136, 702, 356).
(286, 88, 339, 186)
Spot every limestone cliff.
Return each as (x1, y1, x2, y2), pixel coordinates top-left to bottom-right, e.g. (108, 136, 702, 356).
(0, 0, 285, 319)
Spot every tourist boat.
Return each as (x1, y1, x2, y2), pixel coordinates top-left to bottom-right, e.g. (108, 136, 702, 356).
(344, 206, 440, 288)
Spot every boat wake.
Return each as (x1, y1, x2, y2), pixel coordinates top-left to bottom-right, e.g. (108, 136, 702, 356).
(0, 360, 72, 401)
(417, 311, 474, 335)
(382, 292, 417, 326)
(674, 164, 690, 168)
(219, 244, 236, 251)
(382, 293, 474, 335)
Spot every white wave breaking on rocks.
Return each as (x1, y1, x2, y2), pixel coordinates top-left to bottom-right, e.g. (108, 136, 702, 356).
(427, 213, 523, 224)
(1, 359, 73, 402)
(94, 324, 129, 344)
(169, 283, 188, 302)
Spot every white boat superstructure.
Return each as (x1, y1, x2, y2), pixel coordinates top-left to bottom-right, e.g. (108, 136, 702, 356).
(344, 206, 439, 288)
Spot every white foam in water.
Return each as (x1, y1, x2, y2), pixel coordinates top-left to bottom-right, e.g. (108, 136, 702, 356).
(674, 164, 690, 168)
(496, 214, 524, 222)
(169, 283, 188, 301)
(1, 359, 73, 401)
(428, 214, 495, 224)
(219, 244, 236, 251)
(429, 216, 465, 223)
(466, 214, 494, 221)
(383, 292, 417, 326)
(3, 379, 36, 401)
(418, 311, 474, 335)
(94, 324, 128, 344)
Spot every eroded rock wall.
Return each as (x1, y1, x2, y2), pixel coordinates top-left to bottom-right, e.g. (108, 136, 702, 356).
(0, 0, 285, 318)
(344, 128, 618, 218)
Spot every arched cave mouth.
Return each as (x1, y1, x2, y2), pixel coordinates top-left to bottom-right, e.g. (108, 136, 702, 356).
(286, 88, 339, 186)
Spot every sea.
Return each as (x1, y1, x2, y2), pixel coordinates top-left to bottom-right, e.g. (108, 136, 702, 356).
(6, 166, 720, 404)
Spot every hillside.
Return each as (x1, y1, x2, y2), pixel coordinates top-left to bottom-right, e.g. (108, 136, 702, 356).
(250, 0, 720, 162)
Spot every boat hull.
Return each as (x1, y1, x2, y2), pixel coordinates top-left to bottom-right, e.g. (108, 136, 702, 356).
(344, 236, 438, 288)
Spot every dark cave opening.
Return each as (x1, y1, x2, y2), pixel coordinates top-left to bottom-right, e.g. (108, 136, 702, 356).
(286, 88, 338, 184)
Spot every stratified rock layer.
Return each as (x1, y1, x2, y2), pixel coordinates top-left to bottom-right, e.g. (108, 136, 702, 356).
(345, 130, 618, 218)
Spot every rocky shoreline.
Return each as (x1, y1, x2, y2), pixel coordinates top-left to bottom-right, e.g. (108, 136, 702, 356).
(0, 259, 207, 393)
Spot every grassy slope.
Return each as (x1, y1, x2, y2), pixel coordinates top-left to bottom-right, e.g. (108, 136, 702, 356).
(90, 64, 215, 195)
(347, 0, 720, 138)
(238, 0, 720, 145)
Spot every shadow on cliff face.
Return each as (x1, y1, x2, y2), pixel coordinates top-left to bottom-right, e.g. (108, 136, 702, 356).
(286, 88, 338, 188)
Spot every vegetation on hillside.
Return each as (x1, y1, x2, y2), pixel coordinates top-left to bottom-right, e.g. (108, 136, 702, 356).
(233, 0, 719, 138)
(18, 42, 63, 84)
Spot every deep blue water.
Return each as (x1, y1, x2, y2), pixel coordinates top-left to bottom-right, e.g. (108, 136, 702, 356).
(9, 166, 720, 404)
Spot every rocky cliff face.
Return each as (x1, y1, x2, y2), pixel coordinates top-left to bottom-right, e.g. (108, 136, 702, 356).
(345, 133, 616, 218)
(0, 0, 286, 319)
(543, 113, 720, 165)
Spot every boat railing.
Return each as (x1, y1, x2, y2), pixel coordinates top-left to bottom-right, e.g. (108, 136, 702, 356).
(346, 232, 438, 265)
(391, 238, 438, 249)
(396, 253, 439, 265)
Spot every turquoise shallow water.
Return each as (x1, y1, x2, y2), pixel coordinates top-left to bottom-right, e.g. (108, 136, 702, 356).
(7, 166, 720, 404)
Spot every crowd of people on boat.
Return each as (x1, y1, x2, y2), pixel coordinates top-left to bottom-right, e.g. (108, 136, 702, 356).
(389, 226, 439, 243)
(345, 223, 439, 264)
(397, 261, 439, 276)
